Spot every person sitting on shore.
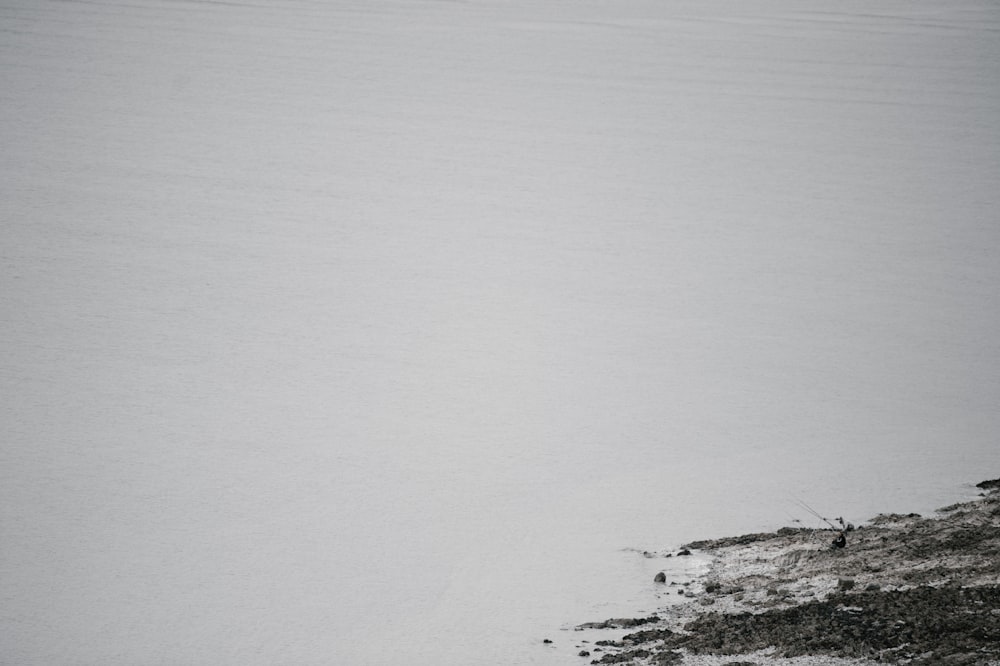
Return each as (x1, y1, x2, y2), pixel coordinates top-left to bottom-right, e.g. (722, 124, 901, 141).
(831, 531, 847, 549)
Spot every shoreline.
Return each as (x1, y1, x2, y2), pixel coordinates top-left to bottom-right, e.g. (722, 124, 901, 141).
(570, 479, 1000, 665)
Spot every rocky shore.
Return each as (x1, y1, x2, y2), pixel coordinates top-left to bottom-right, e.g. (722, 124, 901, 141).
(572, 479, 1000, 665)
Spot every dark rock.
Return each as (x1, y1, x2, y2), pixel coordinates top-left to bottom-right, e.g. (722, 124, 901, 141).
(837, 578, 855, 591)
(975, 478, 1000, 490)
(577, 616, 660, 630)
(870, 512, 922, 525)
(578, 650, 590, 657)
(654, 571, 667, 583)
(677, 548, 692, 556)
(592, 647, 681, 664)
(591, 648, 651, 664)
(622, 629, 675, 645)
(543, 638, 552, 644)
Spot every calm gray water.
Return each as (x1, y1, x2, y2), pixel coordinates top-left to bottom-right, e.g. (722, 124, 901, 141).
(3, 1, 999, 663)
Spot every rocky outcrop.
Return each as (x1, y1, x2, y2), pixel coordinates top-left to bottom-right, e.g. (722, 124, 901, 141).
(577, 481, 1000, 665)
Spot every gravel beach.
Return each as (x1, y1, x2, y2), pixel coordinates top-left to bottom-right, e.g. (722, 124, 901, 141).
(572, 479, 1000, 665)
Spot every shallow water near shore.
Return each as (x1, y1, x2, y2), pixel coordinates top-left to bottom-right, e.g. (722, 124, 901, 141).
(3, 1, 1000, 664)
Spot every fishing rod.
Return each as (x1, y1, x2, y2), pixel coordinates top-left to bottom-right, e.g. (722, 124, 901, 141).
(791, 496, 841, 531)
